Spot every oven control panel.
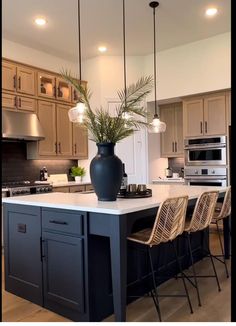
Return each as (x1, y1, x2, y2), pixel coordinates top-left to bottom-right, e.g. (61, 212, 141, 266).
(185, 167, 227, 177)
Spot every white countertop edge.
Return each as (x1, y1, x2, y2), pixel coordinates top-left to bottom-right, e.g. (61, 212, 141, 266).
(51, 181, 92, 187)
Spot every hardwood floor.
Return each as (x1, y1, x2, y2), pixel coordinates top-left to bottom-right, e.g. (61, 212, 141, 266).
(2, 229, 231, 322)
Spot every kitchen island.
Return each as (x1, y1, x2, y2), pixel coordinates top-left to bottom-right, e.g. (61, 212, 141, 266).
(2, 185, 228, 322)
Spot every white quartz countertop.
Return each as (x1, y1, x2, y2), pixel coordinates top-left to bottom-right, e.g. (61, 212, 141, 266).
(2, 184, 226, 215)
(153, 178, 185, 183)
(51, 181, 91, 188)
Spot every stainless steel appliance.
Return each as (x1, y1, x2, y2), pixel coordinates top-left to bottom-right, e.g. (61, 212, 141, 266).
(2, 181, 53, 197)
(184, 136, 227, 166)
(184, 167, 227, 187)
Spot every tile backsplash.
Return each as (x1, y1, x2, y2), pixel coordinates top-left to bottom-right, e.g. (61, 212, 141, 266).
(2, 141, 78, 182)
(168, 157, 184, 177)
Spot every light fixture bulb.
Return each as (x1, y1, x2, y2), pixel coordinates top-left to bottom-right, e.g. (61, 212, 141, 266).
(68, 102, 86, 123)
(34, 17, 47, 26)
(98, 46, 107, 53)
(205, 7, 218, 16)
(149, 114, 166, 133)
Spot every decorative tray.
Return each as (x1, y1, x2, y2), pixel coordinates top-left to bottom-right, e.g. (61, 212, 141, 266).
(117, 189, 152, 198)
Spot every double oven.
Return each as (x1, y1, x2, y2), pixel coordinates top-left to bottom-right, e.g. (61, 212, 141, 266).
(184, 136, 228, 187)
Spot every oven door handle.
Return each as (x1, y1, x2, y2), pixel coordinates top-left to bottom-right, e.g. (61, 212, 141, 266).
(184, 144, 226, 150)
(185, 176, 227, 180)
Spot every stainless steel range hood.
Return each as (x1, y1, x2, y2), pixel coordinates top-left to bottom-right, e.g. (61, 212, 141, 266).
(2, 110, 45, 141)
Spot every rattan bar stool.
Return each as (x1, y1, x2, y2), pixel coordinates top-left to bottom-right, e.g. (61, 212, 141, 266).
(211, 186, 231, 278)
(127, 196, 193, 321)
(183, 190, 220, 307)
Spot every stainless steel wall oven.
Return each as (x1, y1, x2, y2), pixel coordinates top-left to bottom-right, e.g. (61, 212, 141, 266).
(184, 136, 227, 166)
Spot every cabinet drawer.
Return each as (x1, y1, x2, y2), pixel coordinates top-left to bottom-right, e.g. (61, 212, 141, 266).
(69, 185, 85, 193)
(53, 186, 70, 193)
(42, 209, 83, 236)
(85, 184, 94, 191)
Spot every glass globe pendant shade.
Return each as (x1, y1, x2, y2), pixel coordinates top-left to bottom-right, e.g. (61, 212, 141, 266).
(149, 113, 166, 133)
(68, 102, 86, 123)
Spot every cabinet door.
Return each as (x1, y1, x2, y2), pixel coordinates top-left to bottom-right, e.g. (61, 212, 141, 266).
(57, 104, 73, 156)
(17, 66, 35, 95)
(2, 93, 16, 110)
(226, 91, 231, 126)
(38, 72, 56, 99)
(52, 186, 70, 193)
(42, 232, 84, 313)
(18, 96, 36, 112)
(56, 78, 71, 102)
(71, 80, 87, 104)
(72, 124, 88, 159)
(38, 101, 57, 156)
(2, 61, 16, 92)
(183, 99, 204, 137)
(160, 105, 175, 157)
(174, 103, 184, 155)
(3, 204, 43, 305)
(204, 95, 227, 136)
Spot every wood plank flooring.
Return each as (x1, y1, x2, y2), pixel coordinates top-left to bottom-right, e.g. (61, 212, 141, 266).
(2, 229, 231, 322)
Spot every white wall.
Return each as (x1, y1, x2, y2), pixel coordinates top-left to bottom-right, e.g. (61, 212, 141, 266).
(2, 38, 78, 74)
(145, 32, 231, 101)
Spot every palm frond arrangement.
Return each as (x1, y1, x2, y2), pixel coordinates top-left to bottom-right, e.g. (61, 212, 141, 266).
(61, 69, 153, 144)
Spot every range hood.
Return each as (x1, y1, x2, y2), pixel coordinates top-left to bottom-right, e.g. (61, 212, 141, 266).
(2, 110, 45, 141)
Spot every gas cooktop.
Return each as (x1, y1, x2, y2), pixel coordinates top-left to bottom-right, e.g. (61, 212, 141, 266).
(2, 180, 52, 197)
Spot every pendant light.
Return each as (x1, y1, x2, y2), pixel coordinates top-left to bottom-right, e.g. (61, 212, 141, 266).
(149, 1, 166, 133)
(122, 0, 131, 122)
(68, 0, 86, 123)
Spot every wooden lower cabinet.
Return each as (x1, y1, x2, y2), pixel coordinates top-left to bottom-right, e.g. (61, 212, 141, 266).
(53, 184, 93, 193)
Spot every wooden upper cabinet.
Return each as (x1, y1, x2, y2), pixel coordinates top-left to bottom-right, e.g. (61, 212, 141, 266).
(2, 62, 17, 92)
(2, 61, 35, 95)
(174, 103, 184, 155)
(71, 80, 87, 104)
(160, 105, 175, 157)
(56, 78, 71, 102)
(160, 103, 183, 158)
(56, 104, 73, 156)
(203, 95, 226, 136)
(37, 72, 56, 99)
(72, 124, 88, 159)
(183, 99, 204, 138)
(2, 92, 36, 112)
(226, 91, 231, 126)
(183, 93, 227, 138)
(38, 101, 57, 156)
(17, 66, 35, 95)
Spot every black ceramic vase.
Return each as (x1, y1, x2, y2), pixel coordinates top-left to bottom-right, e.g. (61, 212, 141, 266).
(90, 142, 123, 201)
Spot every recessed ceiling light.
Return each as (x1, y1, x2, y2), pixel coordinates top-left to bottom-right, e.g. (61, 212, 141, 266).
(98, 46, 107, 53)
(34, 17, 47, 26)
(205, 7, 218, 16)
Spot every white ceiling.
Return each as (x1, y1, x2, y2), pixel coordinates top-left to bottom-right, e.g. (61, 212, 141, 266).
(3, 0, 231, 61)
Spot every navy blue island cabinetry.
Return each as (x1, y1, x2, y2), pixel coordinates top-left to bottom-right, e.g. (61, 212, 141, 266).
(2, 185, 229, 322)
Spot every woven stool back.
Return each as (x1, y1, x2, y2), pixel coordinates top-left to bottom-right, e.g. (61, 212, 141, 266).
(216, 186, 231, 219)
(185, 191, 219, 233)
(146, 196, 188, 247)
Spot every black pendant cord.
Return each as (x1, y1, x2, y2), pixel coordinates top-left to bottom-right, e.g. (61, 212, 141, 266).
(78, 0, 82, 85)
(123, 0, 127, 107)
(150, 1, 159, 118)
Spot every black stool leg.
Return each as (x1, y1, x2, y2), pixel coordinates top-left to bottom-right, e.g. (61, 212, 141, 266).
(148, 247, 162, 322)
(216, 220, 229, 278)
(171, 241, 193, 314)
(204, 230, 221, 292)
(187, 233, 202, 307)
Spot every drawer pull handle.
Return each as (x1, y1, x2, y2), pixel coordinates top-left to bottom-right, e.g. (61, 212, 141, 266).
(49, 220, 68, 225)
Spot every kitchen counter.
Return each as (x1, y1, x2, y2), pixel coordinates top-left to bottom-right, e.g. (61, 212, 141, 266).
(152, 177, 186, 184)
(2, 184, 229, 322)
(2, 184, 225, 215)
(51, 181, 92, 188)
